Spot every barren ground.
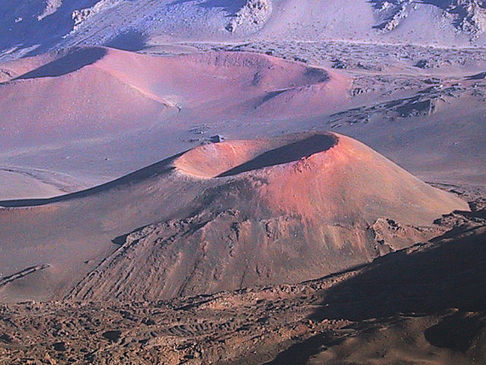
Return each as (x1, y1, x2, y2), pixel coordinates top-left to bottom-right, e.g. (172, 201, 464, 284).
(1, 2, 485, 363)
(0, 187, 484, 364)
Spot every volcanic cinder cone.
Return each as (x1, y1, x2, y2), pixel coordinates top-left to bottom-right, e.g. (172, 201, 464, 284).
(0, 132, 467, 302)
(0, 47, 349, 151)
(0, 47, 350, 199)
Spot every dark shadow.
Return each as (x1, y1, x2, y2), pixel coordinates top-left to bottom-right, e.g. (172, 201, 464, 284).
(15, 47, 107, 80)
(112, 233, 130, 246)
(424, 312, 485, 353)
(467, 71, 486, 80)
(368, 0, 389, 11)
(217, 134, 338, 177)
(270, 214, 486, 365)
(304, 67, 330, 83)
(105, 30, 147, 52)
(102, 330, 121, 342)
(0, 153, 183, 208)
(264, 333, 343, 365)
(111, 224, 148, 246)
(396, 99, 434, 117)
(260, 89, 287, 104)
(309, 221, 486, 322)
(421, 1, 456, 11)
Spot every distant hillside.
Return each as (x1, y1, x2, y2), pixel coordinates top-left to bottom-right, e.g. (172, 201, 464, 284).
(1, 0, 486, 60)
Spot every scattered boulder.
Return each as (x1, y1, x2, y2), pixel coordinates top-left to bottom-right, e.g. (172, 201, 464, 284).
(209, 134, 225, 143)
(226, 0, 272, 33)
(53, 341, 66, 351)
(415, 59, 431, 69)
(332, 59, 348, 69)
(102, 330, 121, 342)
(0, 333, 12, 344)
(396, 99, 436, 117)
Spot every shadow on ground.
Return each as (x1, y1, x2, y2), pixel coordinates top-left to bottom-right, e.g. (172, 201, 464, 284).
(15, 48, 107, 79)
(218, 134, 337, 177)
(266, 208, 486, 364)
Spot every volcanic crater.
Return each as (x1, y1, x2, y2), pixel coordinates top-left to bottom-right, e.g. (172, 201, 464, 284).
(174, 134, 338, 178)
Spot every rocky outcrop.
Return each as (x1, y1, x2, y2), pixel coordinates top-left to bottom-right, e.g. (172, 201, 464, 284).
(457, 0, 486, 34)
(37, 0, 63, 21)
(72, 0, 121, 29)
(373, 0, 486, 36)
(226, 0, 272, 33)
